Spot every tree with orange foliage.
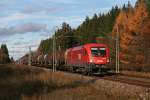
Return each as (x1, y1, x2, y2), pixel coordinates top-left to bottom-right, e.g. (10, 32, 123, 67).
(112, 0, 150, 71)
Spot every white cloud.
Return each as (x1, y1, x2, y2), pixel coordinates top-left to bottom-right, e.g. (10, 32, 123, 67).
(0, 23, 47, 37)
(0, 13, 27, 23)
(0, 12, 49, 27)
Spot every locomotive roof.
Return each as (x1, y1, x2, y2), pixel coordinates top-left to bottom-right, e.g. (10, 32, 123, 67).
(68, 43, 107, 51)
(84, 43, 107, 47)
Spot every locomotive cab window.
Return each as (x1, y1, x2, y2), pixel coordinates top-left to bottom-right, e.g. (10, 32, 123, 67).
(99, 48, 106, 57)
(91, 47, 106, 57)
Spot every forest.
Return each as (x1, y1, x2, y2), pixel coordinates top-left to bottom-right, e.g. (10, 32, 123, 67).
(38, 4, 121, 53)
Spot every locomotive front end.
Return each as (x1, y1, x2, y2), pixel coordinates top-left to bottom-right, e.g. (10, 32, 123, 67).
(90, 47, 109, 64)
(87, 44, 110, 73)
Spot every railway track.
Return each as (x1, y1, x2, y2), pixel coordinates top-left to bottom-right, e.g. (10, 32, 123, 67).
(33, 64, 150, 88)
(99, 75, 150, 88)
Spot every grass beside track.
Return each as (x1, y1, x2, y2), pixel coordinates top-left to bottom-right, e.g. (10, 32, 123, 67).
(0, 64, 149, 100)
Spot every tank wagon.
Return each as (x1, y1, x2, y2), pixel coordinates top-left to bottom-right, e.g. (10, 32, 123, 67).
(65, 43, 110, 74)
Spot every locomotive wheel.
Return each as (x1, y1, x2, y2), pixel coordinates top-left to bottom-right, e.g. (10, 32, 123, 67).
(83, 66, 92, 76)
(69, 66, 75, 73)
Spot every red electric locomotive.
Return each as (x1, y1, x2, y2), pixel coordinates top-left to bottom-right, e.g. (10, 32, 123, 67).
(65, 43, 110, 74)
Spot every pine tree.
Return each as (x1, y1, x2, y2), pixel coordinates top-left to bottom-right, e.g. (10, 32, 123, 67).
(127, 1, 132, 9)
(55, 22, 78, 49)
(146, 0, 150, 15)
(10, 57, 14, 63)
(1, 44, 9, 55)
(122, 4, 127, 11)
(0, 44, 10, 63)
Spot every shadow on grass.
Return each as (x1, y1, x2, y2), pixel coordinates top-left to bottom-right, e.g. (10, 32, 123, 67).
(0, 80, 57, 100)
(0, 78, 98, 100)
(0, 65, 43, 79)
(0, 67, 14, 78)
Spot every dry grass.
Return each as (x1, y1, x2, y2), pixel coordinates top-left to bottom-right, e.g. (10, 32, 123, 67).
(121, 71, 150, 79)
(0, 64, 149, 100)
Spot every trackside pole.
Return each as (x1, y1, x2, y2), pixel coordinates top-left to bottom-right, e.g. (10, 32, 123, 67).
(52, 26, 58, 72)
(53, 33, 55, 72)
(116, 25, 120, 74)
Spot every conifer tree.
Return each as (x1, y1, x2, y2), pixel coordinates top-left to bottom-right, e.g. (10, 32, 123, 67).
(146, 0, 150, 15)
(0, 44, 10, 63)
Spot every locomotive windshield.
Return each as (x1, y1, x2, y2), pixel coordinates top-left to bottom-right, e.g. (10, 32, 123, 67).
(91, 47, 106, 57)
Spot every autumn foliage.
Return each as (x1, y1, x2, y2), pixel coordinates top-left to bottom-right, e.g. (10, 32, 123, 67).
(112, 0, 150, 71)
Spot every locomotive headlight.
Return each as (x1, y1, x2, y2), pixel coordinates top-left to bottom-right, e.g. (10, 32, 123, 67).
(90, 59, 93, 63)
(107, 59, 110, 63)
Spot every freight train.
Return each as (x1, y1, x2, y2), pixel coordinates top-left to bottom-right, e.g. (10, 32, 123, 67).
(19, 43, 110, 74)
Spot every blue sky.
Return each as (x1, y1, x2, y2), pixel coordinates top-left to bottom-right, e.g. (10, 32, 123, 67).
(0, 0, 136, 60)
